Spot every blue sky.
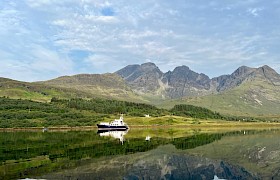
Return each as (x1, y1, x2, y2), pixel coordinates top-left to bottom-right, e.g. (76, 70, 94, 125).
(1, 0, 280, 82)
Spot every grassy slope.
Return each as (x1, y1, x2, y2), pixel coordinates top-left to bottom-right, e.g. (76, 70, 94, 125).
(0, 78, 86, 102)
(40, 73, 147, 103)
(0, 75, 146, 103)
(158, 78, 280, 117)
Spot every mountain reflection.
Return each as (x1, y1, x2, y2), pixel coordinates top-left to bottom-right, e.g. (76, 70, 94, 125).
(0, 129, 279, 179)
(123, 152, 259, 180)
(41, 145, 259, 180)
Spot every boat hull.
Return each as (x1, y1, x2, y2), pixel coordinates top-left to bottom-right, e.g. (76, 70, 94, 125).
(97, 124, 128, 130)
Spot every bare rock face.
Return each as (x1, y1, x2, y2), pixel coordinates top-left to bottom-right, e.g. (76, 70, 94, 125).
(116, 62, 163, 93)
(212, 66, 255, 92)
(255, 65, 280, 86)
(162, 66, 211, 98)
(116, 63, 280, 99)
(116, 63, 213, 98)
(213, 65, 280, 92)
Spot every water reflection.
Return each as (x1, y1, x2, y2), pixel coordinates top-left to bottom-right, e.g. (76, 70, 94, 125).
(122, 150, 258, 180)
(145, 135, 151, 141)
(98, 129, 129, 144)
(0, 128, 279, 179)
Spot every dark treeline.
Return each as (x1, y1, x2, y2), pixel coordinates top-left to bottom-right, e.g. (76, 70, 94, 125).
(170, 104, 262, 121)
(51, 97, 168, 117)
(171, 104, 224, 119)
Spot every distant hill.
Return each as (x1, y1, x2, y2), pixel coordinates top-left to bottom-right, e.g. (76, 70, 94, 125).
(187, 66, 280, 116)
(0, 74, 146, 103)
(39, 73, 146, 102)
(0, 77, 100, 102)
(158, 65, 280, 116)
(1, 62, 280, 116)
(212, 65, 280, 92)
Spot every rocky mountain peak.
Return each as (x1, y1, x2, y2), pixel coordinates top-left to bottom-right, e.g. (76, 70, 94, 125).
(140, 62, 157, 69)
(139, 62, 162, 74)
(213, 66, 255, 92)
(254, 65, 280, 85)
(258, 65, 278, 75)
(261, 65, 275, 70)
(161, 65, 211, 98)
(115, 63, 280, 99)
(115, 62, 163, 93)
(232, 66, 253, 77)
(173, 65, 190, 72)
(115, 64, 140, 79)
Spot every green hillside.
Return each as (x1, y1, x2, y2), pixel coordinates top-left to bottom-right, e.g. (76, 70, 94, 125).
(40, 73, 146, 102)
(0, 75, 146, 103)
(0, 78, 92, 102)
(158, 78, 280, 117)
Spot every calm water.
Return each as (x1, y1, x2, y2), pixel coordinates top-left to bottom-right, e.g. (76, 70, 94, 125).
(1, 128, 280, 180)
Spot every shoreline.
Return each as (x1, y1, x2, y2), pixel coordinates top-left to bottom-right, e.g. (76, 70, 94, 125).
(1, 121, 280, 132)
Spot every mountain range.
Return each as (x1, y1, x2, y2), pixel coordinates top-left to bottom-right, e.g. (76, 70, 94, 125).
(116, 62, 280, 99)
(1, 62, 280, 116)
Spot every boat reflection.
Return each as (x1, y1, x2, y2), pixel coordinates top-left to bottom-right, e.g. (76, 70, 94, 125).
(97, 129, 129, 144)
(145, 135, 151, 141)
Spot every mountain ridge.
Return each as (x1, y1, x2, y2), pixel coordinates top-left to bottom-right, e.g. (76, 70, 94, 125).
(1, 63, 280, 116)
(116, 62, 280, 99)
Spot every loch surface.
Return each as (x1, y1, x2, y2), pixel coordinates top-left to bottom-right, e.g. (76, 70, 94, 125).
(1, 128, 280, 179)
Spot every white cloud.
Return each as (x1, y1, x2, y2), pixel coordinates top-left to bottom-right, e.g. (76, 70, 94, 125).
(0, 45, 75, 81)
(84, 15, 118, 23)
(247, 8, 263, 17)
(30, 45, 74, 74)
(84, 54, 118, 73)
(25, 0, 67, 8)
(0, 0, 280, 81)
(0, 6, 27, 35)
(26, 0, 51, 7)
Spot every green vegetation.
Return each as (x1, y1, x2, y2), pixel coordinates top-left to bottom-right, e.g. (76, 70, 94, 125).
(51, 98, 167, 117)
(0, 97, 106, 128)
(0, 96, 277, 128)
(0, 76, 146, 103)
(0, 97, 168, 128)
(40, 73, 147, 102)
(0, 78, 96, 102)
(171, 104, 224, 119)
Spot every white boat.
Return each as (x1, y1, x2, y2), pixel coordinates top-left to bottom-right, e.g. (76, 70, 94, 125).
(97, 115, 129, 130)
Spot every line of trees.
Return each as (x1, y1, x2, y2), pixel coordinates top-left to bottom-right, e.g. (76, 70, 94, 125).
(51, 97, 168, 117)
(170, 104, 224, 119)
